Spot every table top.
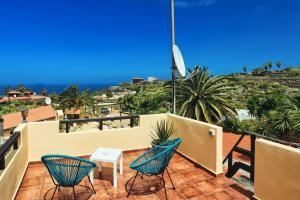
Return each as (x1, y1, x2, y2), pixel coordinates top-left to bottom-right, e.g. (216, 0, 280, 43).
(91, 147, 122, 162)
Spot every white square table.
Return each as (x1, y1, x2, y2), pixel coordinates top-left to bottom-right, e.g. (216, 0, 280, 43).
(89, 148, 123, 188)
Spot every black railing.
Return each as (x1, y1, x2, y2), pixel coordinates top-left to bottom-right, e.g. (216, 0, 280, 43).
(0, 131, 20, 170)
(223, 131, 300, 181)
(60, 115, 139, 133)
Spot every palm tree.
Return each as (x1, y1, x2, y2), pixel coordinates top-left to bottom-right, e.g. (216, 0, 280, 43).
(16, 84, 28, 93)
(40, 88, 48, 96)
(242, 66, 248, 74)
(3, 86, 10, 101)
(176, 67, 237, 124)
(81, 90, 96, 114)
(263, 63, 268, 72)
(59, 85, 85, 111)
(276, 61, 282, 71)
(268, 108, 300, 142)
(267, 61, 272, 71)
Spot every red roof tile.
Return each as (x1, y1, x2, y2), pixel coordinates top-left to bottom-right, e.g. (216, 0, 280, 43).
(2, 106, 56, 130)
(0, 95, 47, 103)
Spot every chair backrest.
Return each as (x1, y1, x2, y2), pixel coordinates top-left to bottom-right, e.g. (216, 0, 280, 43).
(41, 154, 96, 186)
(130, 138, 182, 175)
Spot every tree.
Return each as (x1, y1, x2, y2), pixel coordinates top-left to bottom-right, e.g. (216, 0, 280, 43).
(263, 63, 268, 72)
(16, 84, 28, 93)
(268, 108, 300, 142)
(276, 61, 282, 71)
(59, 85, 85, 111)
(40, 88, 48, 96)
(242, 66, 248, 74)
(3, 86, 10, 101)
(247, 96, 261, 117)
(267, 61, 272, 71)
(176, 67, 237, 124)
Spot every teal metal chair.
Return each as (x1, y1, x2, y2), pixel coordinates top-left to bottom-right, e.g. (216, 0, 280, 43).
(41, 154, 96, 200)
(127, 138, 182, 199)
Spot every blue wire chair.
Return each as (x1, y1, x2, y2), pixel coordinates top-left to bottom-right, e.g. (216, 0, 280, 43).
(41, 154, 96, 200)
(127, 138, 182, 199)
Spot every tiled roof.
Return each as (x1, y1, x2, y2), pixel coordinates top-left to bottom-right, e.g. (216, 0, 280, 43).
(65, 108, 81, 115)
(0, 95, 47, 103)
(2, 106, 56, 130)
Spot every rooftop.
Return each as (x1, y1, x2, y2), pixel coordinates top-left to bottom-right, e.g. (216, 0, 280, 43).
(1, 113, 299, 200)
(3, 105, 56, 130)
(65, 108, 82, 115)
(15, 151, 252, 200)
(0, 95, 46, 104)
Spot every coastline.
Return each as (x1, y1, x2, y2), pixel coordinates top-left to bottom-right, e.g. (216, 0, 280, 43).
(0, 83, 118, 95)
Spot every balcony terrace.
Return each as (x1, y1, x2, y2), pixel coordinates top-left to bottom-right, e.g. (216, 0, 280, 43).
(0, 114, 300, 200)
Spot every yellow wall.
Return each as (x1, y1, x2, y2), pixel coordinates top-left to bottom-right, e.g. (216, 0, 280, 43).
(0, 113, 223, 199)
(0, 124, 28, 200)
(26, 114, 167, 161)
(254, 139, 300, 200)
(168, 114, 223, 175)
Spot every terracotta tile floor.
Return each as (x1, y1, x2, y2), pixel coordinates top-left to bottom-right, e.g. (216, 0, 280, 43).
(15, 151, 253, 200)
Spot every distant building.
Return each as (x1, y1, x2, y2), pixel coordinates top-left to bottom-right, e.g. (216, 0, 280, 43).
(109, 86, 120, 90)
(147, 76, 158, 82)
(0, 95, 47, 104)
(236, 109, 255, 121)
(8, 91, 22, 98)
(132, 77, 144, 84)
(65, 108, 81, 119)
(101, 94, 108, 101)
(2, 106, 56, 137)
(24, 91, 33, 97)
(56, 110, 64, 121)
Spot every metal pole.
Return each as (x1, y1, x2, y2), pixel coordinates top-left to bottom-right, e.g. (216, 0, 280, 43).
(171, 0, 176, 114)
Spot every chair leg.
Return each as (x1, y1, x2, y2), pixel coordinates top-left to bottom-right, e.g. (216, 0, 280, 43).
(51, 185, 58, 200)
(127, 171, 139, 197)
(88, 175, 96, 194)
(162, 173, 168, 200)
(166, 168, 175, 190)
(58, 186, 65, 200)
(72, 186, 76, 200)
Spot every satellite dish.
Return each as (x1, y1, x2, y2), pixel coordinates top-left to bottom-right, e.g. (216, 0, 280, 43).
(45, 97, 52, 105)
(173, 44, 186, 77)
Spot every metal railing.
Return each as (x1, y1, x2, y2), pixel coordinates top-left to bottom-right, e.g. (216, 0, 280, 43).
(0, 131, 20, 170)
(223, 131, 300, 181)
(59, 115, 140, 133)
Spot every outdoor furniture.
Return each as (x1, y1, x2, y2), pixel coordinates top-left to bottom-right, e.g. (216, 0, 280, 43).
(41, 154, 96, 200)
(126, 138, 182, 199)
(89, 147, 123, 188)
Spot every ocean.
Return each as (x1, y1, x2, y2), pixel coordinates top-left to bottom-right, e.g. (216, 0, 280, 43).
(0, 83, 117, 95)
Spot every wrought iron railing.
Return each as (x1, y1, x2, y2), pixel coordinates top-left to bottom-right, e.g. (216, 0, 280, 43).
(223, 131, 300, 181)
(59, 115, 140, 133)
(0, 131, 20, 170)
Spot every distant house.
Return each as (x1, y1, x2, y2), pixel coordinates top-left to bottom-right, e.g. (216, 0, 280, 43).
(65, 108, 81, 119)
(8, 91, 22, 98)
(2, 106, 56, 137)
(24, 91, 33, 97)
(109, 86, 120, 90)
(147, 76, 158, 82)
(0, 95, 46, 104)
(236, 109, 255, 121)
(132, 77, 144, 84)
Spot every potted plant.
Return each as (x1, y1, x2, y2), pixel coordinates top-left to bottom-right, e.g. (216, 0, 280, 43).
(150, 119, 178, 146)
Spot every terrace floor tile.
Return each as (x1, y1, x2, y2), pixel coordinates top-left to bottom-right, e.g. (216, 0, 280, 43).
(15, 150, 253, 200)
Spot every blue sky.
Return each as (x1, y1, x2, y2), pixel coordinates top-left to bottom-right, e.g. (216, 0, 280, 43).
(0, 0, 299, 84)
